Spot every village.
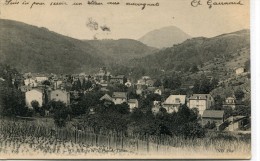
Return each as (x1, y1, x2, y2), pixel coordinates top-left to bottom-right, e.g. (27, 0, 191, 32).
(0, 0, 253, 157)
(1, 65, 249, 133)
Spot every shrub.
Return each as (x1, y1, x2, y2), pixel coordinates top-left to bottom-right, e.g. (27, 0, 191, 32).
(205, 121, 216, 129)
(180, 122, 205, 139)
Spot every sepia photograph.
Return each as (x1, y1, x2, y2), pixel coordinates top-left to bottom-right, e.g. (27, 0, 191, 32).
(0, 0, 254, 159)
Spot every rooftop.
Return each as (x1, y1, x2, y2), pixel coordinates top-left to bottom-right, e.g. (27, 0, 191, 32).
(111, 75, 125, 79)
(202, 110, 224, 118)
(128, 99, 138, 103)
(164, 95, 186, 105)
(100, 94, 113, 102)
(112, 92, 127, 98)
(189, 94, 212, 100)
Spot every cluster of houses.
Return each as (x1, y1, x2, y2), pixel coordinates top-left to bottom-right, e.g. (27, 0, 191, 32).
(19, 68, 129, 109)
(14, 66, 249, 132)
(98, 90, 248, 131)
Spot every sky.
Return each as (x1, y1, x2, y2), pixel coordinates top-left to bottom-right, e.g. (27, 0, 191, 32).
(0, 0, 250, 40)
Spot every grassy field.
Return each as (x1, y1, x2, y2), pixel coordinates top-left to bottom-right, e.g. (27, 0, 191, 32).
(0, 134, 133, 159)
(0, 118, 251, 159)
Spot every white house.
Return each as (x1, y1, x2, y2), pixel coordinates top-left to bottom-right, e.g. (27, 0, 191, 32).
(24, 78, 37, 87)
(112, 92, 127, 105)
(25, 89, 43, 108)
(128, 99, 139, 112)
(235, 67, 245, 75)
(50, 89, 70, 105)
(187, 94, 214, 116)
(35, 76, 48, 83)
(222, 96, 237, 110)
(163, 95, 186, 113)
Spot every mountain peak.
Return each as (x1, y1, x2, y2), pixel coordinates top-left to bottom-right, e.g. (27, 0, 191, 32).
(138, 26, 191, 48)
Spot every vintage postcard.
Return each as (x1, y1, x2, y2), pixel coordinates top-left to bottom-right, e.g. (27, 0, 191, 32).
(0, 0, 251, 159)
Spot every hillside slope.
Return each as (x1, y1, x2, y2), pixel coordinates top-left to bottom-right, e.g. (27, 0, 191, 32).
(132, 29, 250, 75)
(138, 26, 191, 48)
(85, 39, 158, 63)
(0, 19, 106, 74)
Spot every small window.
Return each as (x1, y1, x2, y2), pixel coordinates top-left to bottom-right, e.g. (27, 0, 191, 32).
(56, 94, 58, 96)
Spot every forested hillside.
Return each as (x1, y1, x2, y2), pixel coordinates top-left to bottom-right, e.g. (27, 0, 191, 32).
(0, 19, 106, 74)
(131, 29, 249, 74)
(86, 39, 157, 64)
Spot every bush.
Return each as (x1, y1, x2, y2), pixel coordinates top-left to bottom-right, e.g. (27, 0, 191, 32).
(54, 108, 70, 127)
(179, 122, 205, 139)
(204, 121, 216, 129)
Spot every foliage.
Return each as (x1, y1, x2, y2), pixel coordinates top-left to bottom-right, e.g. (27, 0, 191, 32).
(42, 80, 51, 86)
(129, 30, 249, 78)
(129, 104, 204, 139)
(244, 59, 250, 72)
(0, 82, 27, 117)
(0, 19, 104, 74)
(190, 64, 199, 73)
(180, 122, 205, 139)
(210, 95, 225, 110)
(83, 102, 130, 134)
(107, 83, 128, 92)
(47, 101, 70, 127)
(234, 89, 245, 101)
(153, 79, 162, 87)
(31, 100, 40, 113)
(233, 105, 251, 117)
(193, 75, 219, 94)
(163, 76, 181, 90)
(204, 121, 216, 129)
(222, 106, 233, 119)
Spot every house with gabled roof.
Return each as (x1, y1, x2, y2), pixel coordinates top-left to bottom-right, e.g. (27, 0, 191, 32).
(187, 94, 214, 116)
(202, 110, 225, 128)
(25, 88, 44, 108)
(163, 95, 186, 113)
(112, 92, 128, 105)
(100, 94, 113, 102)
(32, 73, 49, 83)
(222, 96, 240, 110)
(49, 89, 70, 105)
